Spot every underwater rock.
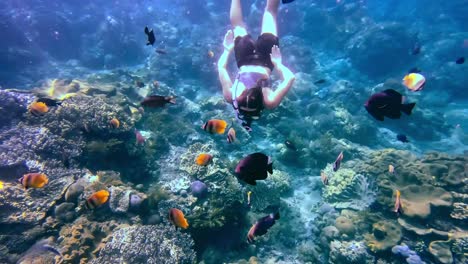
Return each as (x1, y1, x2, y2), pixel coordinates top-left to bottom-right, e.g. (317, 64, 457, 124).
(399, 184, 453, 219)
(346, 22, 416, 77)
(450, 202, 468, 220)
(90, 225, 196, 264)
(64, 181, 85, 203)
(248, 170, 291, 212)
(364, 220, 402, 253)
(334, 216, 355, 237)
(17, 238, 62, 264)
(329, 240, 374, 264)
(54, 202, 76, 223)
(320, 226, 340, 247)
(108, 186, 146, 214)
(147, 214, 162, 225)
(429, 240, 453, 264)
(190, 180, 208, 199)
(0, 90, 33, 128)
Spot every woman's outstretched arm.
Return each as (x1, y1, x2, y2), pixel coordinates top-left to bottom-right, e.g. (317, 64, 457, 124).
(218, 30, 235, 103)
(263, 45, 295, 109)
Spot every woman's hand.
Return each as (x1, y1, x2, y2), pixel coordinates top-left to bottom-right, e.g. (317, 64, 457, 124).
(270, 45, 282, 66)
(223, 30, 235, 51)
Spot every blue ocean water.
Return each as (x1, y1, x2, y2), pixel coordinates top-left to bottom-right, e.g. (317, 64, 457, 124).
(0, 0, 467, 263)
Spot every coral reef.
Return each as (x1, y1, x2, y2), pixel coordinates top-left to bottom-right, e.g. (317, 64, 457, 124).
(364, 220, 402, 253)
(400, 184, 453, 219)
(329, 240, 374, 264)
(90, 225, 196, 264)
(58, 216, 121, 263)
(392, 244, 425, 264)
(428, 240, 453, 264)
(322, 164, 377, 210)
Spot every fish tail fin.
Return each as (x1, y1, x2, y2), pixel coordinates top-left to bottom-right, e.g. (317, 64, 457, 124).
(267, 162, 273, 174)
(401, 102, 416, 115)
(273, 212, 280, 220)
(167, 96, 176, 104)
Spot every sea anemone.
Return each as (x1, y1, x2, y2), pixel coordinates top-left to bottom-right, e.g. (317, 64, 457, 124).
(190, 180, 208, 198)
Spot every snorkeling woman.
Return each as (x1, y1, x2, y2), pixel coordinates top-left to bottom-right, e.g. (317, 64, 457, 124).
(217, 0, 296, 131)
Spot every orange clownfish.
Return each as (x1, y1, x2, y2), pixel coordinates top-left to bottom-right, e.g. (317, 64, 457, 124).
(18, 173, 49, 189)
(109, 118, 120, 129)
(29, 102, 49, 116)
(86, 190, 110, 209)
(402, 73, 425, 92)
(202, 119, 228, 134)
(195, 153, 213, 166)
(394, 190, 402, 215)
(169, 208, 189, 229)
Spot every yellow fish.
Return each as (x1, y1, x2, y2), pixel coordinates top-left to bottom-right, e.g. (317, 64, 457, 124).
(402, 73, 425, 92)
(86, 190, 110, 209)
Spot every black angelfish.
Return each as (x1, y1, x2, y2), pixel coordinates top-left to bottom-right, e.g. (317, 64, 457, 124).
(235, 152, 273, 185)
(364, 89, 416, 121)
(144, 26, 155, 46)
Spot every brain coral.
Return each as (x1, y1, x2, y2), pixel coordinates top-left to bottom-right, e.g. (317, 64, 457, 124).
(429, 240, 453, 264)
(364, 220, 402, 253)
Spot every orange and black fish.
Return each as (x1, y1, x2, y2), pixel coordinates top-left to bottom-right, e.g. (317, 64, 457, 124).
(227, 127, 236, 143)
(140, 95, 176, 108)
(320, 171, 328, 185)
(168, 208, 189, 229)
(18, 173, 49, 189)
(195, 153, 213, 166)
(86, 190, 110, 209)
(109, 118, 120, 129)
(247, 212, 280, 243)
(332, 151, 344, 172)
(29, 102, 49, 116)
(394, 190, 402, 215)
(202, 119, 228, 134)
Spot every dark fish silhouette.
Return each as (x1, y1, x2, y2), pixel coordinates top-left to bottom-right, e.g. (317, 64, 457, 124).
(156, 49, 167, 54)
(397, 134, 409, 143)
(333, 151, 344, 172)
(235, 152, 273, 185)
(408, 67, 422, 74)
(140, 95, 176, 108)
(247, 212, 280, 243)
(144, 26, 155, 46)
(455, 57, 465, 64)
(284, 140, 297, 151)
(411, 42, 421, 55)
(282, 0, 295, 3)
(314, 79, 326, 85)
(364, 89, 416, 121)
(36, 97, 62, 107)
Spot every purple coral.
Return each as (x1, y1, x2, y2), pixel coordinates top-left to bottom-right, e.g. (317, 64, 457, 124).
(190, 180, 208, 198)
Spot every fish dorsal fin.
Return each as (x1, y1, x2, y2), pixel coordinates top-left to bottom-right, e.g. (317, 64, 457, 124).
(383, 89, 402, 99)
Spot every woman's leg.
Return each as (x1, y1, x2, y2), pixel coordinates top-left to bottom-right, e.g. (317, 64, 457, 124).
(261, 0, 280, 36)
(230, 0, 248, 38)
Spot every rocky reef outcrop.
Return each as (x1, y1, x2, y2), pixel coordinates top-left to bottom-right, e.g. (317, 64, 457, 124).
(91, 225, 196, 264)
